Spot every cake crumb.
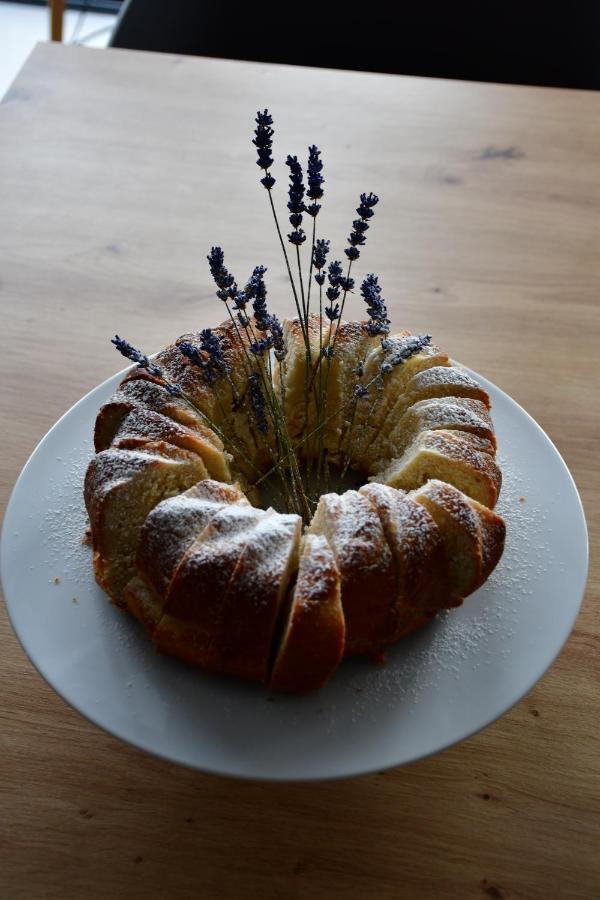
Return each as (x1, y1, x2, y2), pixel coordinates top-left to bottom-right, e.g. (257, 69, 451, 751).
(519, 496, 525, 502)
(81, 529, 92, 546)
(72, 597, 79, 604)
(53, 576, 60, 584)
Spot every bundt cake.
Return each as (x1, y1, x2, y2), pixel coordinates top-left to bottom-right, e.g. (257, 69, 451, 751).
(84, 319, 505, 693)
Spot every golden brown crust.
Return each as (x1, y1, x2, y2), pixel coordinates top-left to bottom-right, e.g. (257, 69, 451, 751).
(269, 534, 345, 693)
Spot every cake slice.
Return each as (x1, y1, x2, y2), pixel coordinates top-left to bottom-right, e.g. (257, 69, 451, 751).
(269, 534, 345, 692)
(348, 333, 451, 466)
(371, 429, 502, 508)
(94, 377, 219, 452)
(408, 480, 483, 599)
(151, 504, 268, 672)
(110, 406, 231, 482)
(84, 442, 210, 606)
(124, 480, 250, 630)
(274, 314, 330, 455)
(467, 495, 506, 581)
(320, 320, 380, 460)
(307, 490, 396, 655)
(207, 510, 303, 682)
(358, 483, 454, 625)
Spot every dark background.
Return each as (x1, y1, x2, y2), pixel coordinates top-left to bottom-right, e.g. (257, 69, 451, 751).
(19, 0, 600, 90)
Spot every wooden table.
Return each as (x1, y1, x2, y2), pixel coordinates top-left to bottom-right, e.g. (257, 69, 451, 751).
(1, 42, 599, 899)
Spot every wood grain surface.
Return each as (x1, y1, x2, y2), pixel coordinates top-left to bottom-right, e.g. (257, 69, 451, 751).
(1, 42, 599, 899)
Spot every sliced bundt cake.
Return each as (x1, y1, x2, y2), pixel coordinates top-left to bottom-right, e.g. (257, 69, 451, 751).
(86, 317, 506, 692)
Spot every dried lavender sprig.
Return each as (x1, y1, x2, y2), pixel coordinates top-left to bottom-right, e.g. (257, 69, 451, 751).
(254, 111, 308, 350)
(179, 329, 228, 384)
(286, 155, 309, 323)
(110, 336, 267, 478)
(248, 372, 268, 433)
(345, 192, 379, 261)
(253, 109, 275, 190)
(306, 145, 324, 217)
(286, 155, 306, 244)
(246, 265, 269, 330)
(304, 145, 324, 318)
(313, 239, 330, 284)
(361, 273, 390, 336)
(380, 334, 432, 372)
(207, 246, 238, 303)
(111, 335, 175, 388)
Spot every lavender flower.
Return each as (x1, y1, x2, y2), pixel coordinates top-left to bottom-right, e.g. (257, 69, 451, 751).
(111, 336, 182, 395)
(253, 109, 275, 189)
(323, 259, 344, 322)
(249, 336, 273, 356)
(247, 265, 270, 331)
(286, 155, 306, 244)
(338, 276, 355, 292)
(248, 372, 268, 433)
(306, 145, 324, 217)
(345, 192, 379, 261)
(380, 335, 432, 374)
(361, 273, 390, 336)
(328, 259, 343, 286)
(207, 247, 237, 302)
(354, 384, 369, 399)
(313, 238, 330, 286)
(269, 315, 286, 361)
(322, 345, 335, 359)
(179, 329, 228, 384)
(242, 265, 286, 359)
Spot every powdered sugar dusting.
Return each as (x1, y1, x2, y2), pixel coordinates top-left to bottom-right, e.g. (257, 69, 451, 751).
(38, 440, 95, 589)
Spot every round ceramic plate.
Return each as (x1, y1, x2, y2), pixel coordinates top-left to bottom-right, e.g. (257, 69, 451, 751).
(1, 366, 588, 781)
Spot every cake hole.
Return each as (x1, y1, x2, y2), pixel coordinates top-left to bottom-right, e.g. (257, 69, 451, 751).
(255, 460, 366, 518)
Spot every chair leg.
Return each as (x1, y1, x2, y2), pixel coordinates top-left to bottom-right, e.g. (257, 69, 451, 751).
(50, 0, 65, 42)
